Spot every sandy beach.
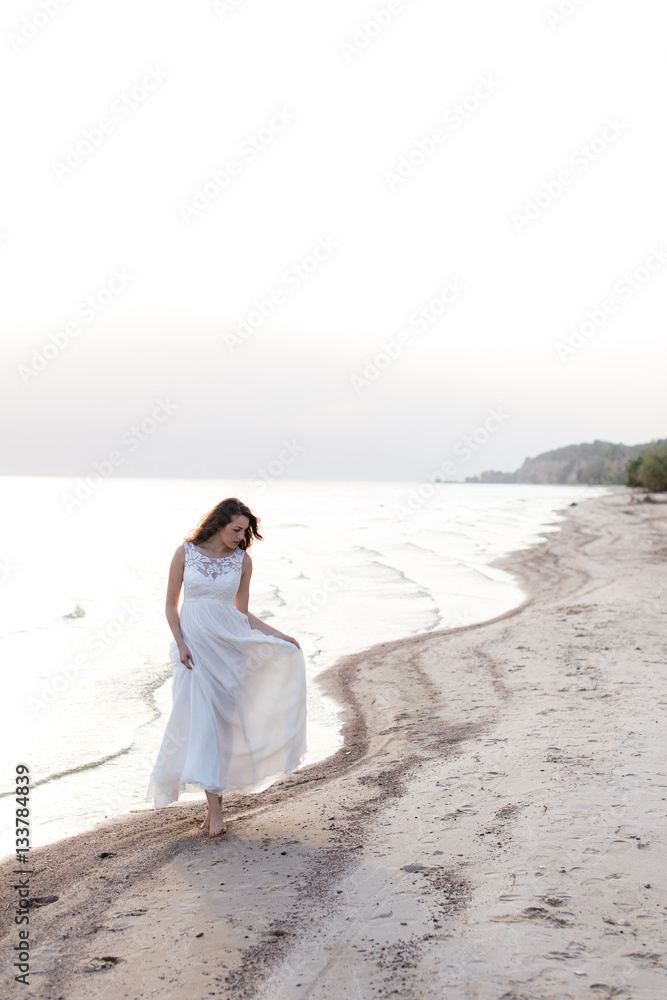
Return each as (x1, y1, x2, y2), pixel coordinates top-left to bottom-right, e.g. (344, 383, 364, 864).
(2, 489, 666, 1000)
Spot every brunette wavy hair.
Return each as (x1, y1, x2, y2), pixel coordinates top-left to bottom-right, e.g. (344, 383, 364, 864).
(185, 498, 262, 551)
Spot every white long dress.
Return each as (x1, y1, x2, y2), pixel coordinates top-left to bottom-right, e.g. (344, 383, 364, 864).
(146, 541, 307, 808)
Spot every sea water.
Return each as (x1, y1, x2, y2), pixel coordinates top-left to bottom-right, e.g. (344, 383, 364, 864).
(0, 477, 608, 853)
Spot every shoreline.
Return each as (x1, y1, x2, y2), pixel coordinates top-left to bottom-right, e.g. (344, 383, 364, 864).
(3, 489, 666, 999)
(2, 485, 590, 855)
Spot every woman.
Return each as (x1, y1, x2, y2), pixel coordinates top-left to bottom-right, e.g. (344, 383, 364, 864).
(146, 497, 307, 837)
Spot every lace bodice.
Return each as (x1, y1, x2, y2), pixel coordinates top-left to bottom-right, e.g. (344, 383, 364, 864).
(182, 540, 245, 604)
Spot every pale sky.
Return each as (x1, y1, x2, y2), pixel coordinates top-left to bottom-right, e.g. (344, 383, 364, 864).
(1, 0, 664, 480)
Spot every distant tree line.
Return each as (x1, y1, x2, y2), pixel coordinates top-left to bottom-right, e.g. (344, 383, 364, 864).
(466, 438, 667, 491)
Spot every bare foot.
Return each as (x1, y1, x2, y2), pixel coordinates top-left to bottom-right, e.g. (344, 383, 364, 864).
(200, 812, 226, 833)
(201, 795, 223, 829)
(204, 792, 226, 837)
(209, 812, 227, 837)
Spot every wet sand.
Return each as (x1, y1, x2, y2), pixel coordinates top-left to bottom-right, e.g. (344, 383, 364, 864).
(2, 490, 666, 999)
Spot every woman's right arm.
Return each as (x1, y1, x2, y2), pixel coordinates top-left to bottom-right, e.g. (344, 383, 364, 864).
(165, 545, 194, 669)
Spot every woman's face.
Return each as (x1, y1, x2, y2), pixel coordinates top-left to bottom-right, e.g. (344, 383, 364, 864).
(219, 515, 249, 549)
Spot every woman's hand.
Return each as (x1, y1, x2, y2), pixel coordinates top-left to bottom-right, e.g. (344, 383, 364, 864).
(277, 633, 301, 649)
(178, 643, 195, 669)
(244, 610, 301, 649)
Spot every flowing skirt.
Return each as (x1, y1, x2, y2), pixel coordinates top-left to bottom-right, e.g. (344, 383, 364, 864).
(146, 600, 307, 808)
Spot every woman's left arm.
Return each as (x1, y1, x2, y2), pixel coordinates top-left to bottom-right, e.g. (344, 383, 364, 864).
(235, 552, 301, 649)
